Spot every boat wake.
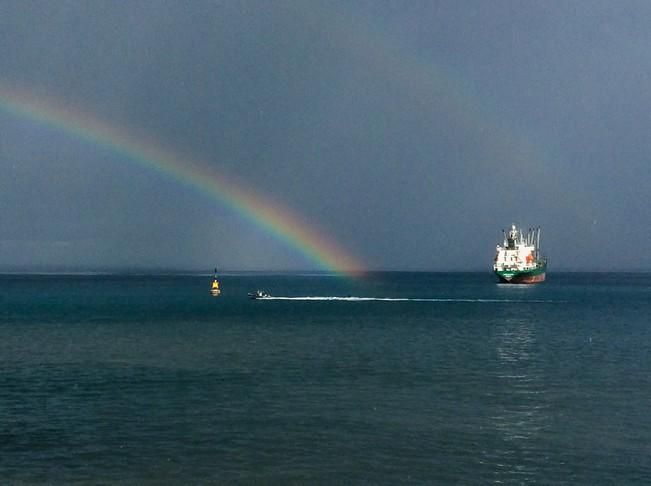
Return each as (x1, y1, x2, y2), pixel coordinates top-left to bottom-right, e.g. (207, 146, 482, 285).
(258, 296, 561, 303)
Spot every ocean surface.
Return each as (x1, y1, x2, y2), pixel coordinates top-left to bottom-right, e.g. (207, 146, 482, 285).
(1, 272, 650, 484)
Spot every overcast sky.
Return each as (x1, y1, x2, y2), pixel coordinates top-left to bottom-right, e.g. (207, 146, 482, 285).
(1, 0, 649, 272)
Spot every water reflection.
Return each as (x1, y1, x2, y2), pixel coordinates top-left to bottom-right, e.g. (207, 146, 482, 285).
(483, 315, 551, 482)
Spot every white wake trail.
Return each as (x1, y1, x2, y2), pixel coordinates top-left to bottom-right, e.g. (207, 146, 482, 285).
(258, 296, 559, 303)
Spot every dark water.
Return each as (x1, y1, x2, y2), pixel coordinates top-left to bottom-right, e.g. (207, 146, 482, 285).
(1, 272, 650, 484)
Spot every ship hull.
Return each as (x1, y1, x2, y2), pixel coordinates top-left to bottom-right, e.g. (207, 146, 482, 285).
(495, 265, 546, 284)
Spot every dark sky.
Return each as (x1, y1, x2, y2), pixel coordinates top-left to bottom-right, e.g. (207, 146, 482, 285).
(1, 0, 649, 272)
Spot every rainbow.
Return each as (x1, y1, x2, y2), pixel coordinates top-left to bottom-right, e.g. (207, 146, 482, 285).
(0, 82, 365, 275)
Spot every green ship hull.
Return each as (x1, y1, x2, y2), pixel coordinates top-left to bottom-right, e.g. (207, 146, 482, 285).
(495, 262, 546, 284)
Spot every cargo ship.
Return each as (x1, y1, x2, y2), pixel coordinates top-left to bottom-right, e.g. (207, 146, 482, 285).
(493, 224, 547, 284)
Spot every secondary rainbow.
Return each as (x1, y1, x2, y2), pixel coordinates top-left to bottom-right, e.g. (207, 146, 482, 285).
(0, 83, 365, 275)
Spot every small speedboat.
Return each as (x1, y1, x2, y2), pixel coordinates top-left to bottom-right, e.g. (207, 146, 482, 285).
(248, 290, 270, 299)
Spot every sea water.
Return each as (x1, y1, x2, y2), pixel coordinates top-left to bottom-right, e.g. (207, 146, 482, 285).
(1, 272, 650, 484)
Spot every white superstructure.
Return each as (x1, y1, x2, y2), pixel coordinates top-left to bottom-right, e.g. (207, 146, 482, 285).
(493, 224, 541, 273)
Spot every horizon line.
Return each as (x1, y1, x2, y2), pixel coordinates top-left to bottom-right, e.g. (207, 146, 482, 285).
(1, 268, 649, 276)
